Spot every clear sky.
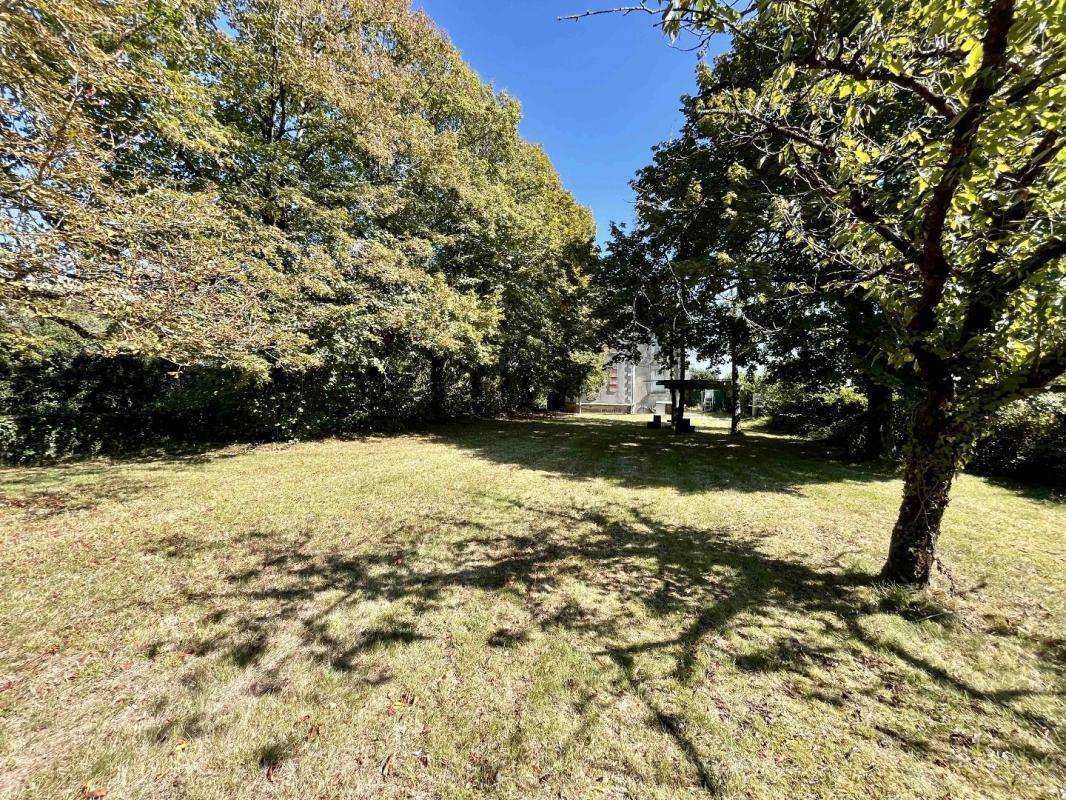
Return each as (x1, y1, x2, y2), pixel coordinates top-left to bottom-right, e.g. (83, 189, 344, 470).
(415, 1, 723, 246)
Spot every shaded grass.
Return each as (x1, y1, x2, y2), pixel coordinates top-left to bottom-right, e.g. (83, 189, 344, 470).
(0, 414, 1062, 799)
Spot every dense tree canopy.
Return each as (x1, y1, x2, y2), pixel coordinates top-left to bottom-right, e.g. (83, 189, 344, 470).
(601, 0, 1063, 584)
(1, 0, 601, 455)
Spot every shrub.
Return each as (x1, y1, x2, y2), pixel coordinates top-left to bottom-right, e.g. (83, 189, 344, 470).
(0, 353, 457, 463)
(967, 393, 1066, 483)
(760, 381, 911, 458)
(0, 343, 599, 463)
(763, 384, 867, 442)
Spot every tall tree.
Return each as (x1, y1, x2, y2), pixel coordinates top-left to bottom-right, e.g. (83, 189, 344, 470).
(2, 0, 600, 456)
(654, 0, 1065, 583)
(0, 0, 304, 371)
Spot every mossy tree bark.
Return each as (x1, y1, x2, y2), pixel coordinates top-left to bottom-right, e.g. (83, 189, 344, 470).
(881, 387, 960, 585)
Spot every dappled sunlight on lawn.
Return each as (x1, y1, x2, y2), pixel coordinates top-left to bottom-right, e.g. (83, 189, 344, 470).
(0, 417, 1061, 799)
(430, 413, 902, 497)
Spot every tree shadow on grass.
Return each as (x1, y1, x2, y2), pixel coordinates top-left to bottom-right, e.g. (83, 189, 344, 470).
(977, 473, 1065, 504)
(0, 445, 251, 522)
(0, 474, 154, 521)
(145, 496, 1061, 794)
(429, 415, 899, 496)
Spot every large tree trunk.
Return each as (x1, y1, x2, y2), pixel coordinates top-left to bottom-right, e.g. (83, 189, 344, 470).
(469, 367, 485, 414)
(862, 381, 893, 460)
(729, 336, 740, 436)
(430, 355, 447, 422)
(881, 391, 959, 585)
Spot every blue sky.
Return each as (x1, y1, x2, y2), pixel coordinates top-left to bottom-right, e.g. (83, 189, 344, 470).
(415, 1, 723, 245)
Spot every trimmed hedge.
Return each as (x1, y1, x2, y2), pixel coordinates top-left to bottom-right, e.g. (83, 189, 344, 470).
(0, 353, 493, 463)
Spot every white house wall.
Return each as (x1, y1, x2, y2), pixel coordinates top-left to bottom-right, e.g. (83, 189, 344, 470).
(585, 345, 671, 413)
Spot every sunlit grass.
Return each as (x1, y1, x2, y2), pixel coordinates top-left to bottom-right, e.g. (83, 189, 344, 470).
(0, 414, 1062, 799)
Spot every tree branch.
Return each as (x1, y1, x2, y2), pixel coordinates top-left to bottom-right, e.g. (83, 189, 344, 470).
(790, 156, 921, 267)
(698, 106, 834, 156)
(912, 0, 1016, 336)
(969, 339, 1066, 416)
(1002, 65, 1066, 106)
(959, 237, 1066, 350)
(955, 129, 1063, 350)
(800, 53, 959, 121)
(558, 5, 654, 22)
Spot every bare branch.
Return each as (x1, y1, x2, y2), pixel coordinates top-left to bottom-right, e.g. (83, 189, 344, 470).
(558, 5, 654, 23)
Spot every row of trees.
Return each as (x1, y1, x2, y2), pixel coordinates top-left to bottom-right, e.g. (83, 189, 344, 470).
(596, 0, 1063, 585)
(1, 0, 602, 457)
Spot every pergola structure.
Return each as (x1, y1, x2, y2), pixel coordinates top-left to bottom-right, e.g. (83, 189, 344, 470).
(654, 378, 728, 433)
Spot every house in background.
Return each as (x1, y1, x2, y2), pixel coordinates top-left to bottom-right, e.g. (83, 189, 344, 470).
(577, 344, 672, 413)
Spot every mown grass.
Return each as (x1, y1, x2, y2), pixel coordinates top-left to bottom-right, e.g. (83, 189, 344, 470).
(0, 414, 1062, 799)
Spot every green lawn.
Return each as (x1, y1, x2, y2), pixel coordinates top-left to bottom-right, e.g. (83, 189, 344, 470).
(0, 415, 1062, 799)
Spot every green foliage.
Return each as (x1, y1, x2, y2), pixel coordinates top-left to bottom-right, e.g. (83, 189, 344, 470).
(762, 383, 869, 443)
(0, 348, 504, 463)
(967, 392, 1066, 482)
(664, 0, 1064, 423)
(594, 127, 761, 375)
(638, 0, 1064, 581)
(0, 0, 601, 458)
